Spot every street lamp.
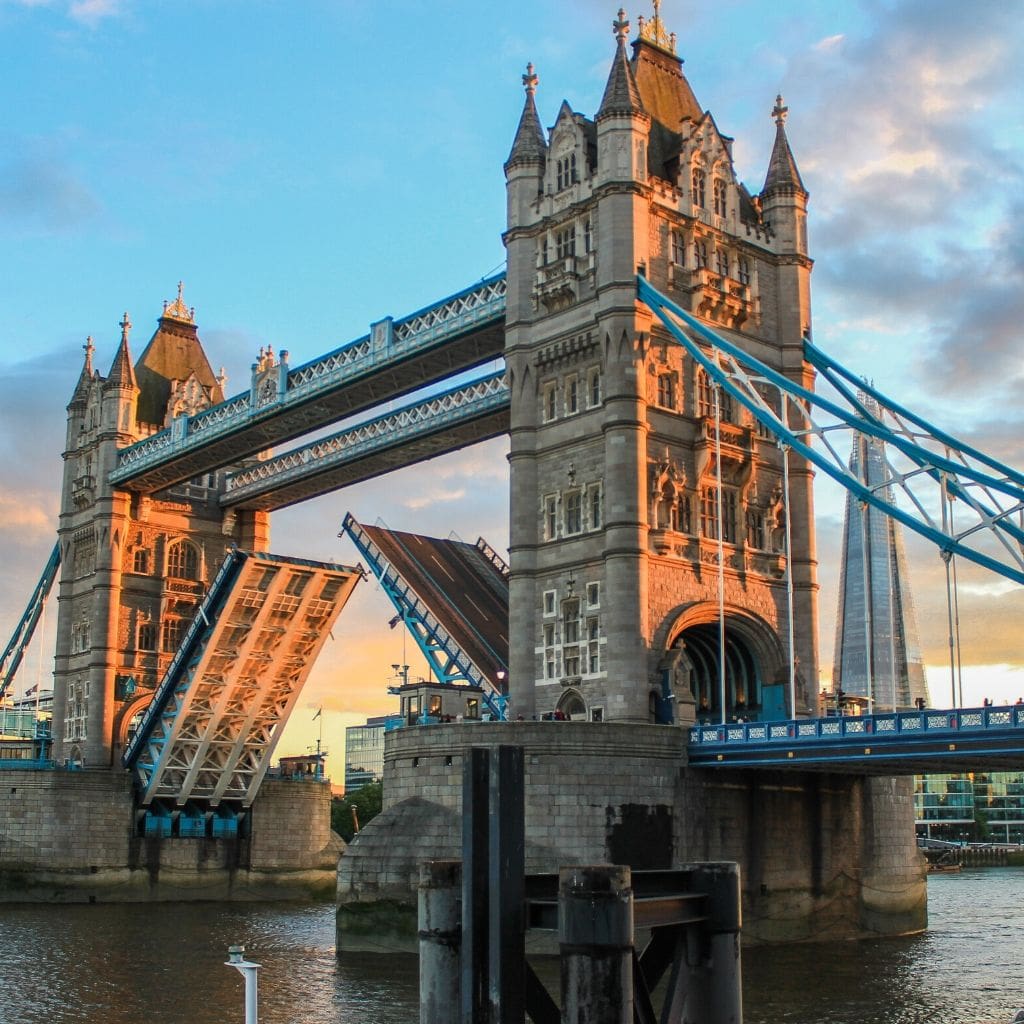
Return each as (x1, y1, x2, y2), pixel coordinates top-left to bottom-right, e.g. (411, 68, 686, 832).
(225, 944, 260, 1024)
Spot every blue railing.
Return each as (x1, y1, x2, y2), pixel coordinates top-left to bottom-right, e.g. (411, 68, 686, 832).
(689, 705, 1024, 748)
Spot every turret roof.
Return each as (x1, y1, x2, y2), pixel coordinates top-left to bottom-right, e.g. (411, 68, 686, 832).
(133, 284, 224, 427)
(762, 95, 806, 195)
(597, 11, 645, 119)
(106, 313, 138, 391)
(505, 63, 548, 169)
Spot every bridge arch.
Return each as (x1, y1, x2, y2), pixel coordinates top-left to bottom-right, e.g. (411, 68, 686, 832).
(666, 605, 785, 722)
(113, 691, 158, 760)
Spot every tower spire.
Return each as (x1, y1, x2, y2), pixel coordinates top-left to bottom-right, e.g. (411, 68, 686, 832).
(762, 94, 806, 195)
(505, 62, 548, 169)
(68, 336, 95, 408)
(106, 311, 138, 390)
(597, 9, 645, 119)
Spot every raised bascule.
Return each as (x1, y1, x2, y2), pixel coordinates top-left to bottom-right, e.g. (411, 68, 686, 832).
(2, 5, 1023, 935)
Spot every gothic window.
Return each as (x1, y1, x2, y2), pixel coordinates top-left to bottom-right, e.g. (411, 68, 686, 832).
(670, 230, 686, 265)
(587, 617, 601, 673)
(542, 382, 558, 422)
(541, 235, 549, 265)
(73, 531, 96, 578)
(167, 541, 199, 581)
(71, 619, 91, 654)
(583, 218, 592, 254)
(696, 368, 733, 421)
(543, 590, 557, 616)
(564, 491, 583, 535)
(747, 508, 767, 550)
(133, 549, 149, 574)
(565, 375, 579, 415)
(694, 240, 708, 269)
(657, 372, 677, 410)
(737, 257, 751, 287)
(691, 167, 706, 209)
(162, 617, 186, 653)
(544, 495, 558, 541)
(563, 599, 581, 677)
(555, 225, 576, 261)
(556, 153, 577, 191)
(586, 581, 600, 608)
(138, 621, 156, 651)
(700, 487, 738, 543)
(587, 367, 602, 407)
(587, 483, 603, 530)
(714, 248, 728, 277)
(713, 177, 727, 218)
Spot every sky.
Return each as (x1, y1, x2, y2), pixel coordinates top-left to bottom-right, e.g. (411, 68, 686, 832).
(1, 0, 1022, 782)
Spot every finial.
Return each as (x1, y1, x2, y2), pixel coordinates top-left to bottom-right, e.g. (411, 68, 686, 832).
(772, 94, 789, 127)
(161, 280, 195, 323)
(177, 280, 184, 303)
(522, 62, 538, 96)
(637, 2, 675, 53)
(83, 336, 95, 363)
(119, 312, 132, 343)
(613, 8, 630, 45)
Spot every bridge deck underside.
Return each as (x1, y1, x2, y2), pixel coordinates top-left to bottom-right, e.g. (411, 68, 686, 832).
(222, 376, 510, 511)
(126, 551, 360, 807)
(112, 318, 504, 493)
(359, 522, 509, 686)
(688, 708, 1024, 775)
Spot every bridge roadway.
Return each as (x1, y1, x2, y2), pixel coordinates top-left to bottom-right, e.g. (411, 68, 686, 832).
(688, 705, 1024, 774)
(108, 274, 507, 494)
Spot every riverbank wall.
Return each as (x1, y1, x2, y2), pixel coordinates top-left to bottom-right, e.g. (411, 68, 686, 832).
(0, 768, 341, 902)
(337, 721, 927, 946)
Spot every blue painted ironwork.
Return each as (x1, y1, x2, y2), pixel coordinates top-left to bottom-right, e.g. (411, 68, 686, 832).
(340, 513, 507, 720)
(688, 704, 1024, 771)
(0, 542, 60, 700)
(110, 273, 507, 488)
(637, 276, 1024, 586)
(223, 369, 509, 508)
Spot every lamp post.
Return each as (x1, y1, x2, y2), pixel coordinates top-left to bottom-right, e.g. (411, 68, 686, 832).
(225, 944, 260, 1024)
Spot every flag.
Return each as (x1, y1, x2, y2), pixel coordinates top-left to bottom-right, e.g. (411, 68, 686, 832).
(312, 707, 322, 721)
(25, 684, 38, 696)
(388, 614, 402, 629)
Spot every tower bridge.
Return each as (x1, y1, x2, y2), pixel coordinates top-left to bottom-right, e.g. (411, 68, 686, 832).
(2, 4, 1022, 929)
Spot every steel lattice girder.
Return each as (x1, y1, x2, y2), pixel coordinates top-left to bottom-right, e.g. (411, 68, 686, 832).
(1, 542, 59, 698)
(637, 276, 1024, 587)
(125, 550, 360, 807)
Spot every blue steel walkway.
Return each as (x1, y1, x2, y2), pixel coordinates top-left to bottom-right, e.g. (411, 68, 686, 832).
(688, 705, 1024, 774)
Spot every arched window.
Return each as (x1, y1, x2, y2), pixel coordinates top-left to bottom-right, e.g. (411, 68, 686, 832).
(167, 541, 199, 580)
(713, 177, 727, 218)
(691, 166, 706, 209)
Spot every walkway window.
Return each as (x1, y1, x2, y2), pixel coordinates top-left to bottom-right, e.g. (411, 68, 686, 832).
(167, 541, 199, 580)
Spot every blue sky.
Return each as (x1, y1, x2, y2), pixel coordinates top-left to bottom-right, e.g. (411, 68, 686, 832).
(2, 0, 1022, 774)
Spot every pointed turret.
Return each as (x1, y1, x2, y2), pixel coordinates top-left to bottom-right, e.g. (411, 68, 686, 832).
(68, 336, 95, 409)
(505, 63, 547, 170)
(762, 95, 806, 196)
(597, 9, 644, 120)
(106, 313, 138, 391)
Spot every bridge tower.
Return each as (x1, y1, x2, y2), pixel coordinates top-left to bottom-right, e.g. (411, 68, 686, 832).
(504, 8, 819, 723)
(52, 288, 270, 767)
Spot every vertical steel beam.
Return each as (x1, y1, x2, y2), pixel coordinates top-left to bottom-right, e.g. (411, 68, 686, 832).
(488, 745, 525, 1024)
(462, 747, 491, 1023)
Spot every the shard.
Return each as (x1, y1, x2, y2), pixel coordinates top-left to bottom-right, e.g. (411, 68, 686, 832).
(832, 397, 930, 709)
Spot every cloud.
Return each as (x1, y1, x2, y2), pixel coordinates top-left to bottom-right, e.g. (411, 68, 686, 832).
(68, 0, 124, 22)
(0, 154, 101, 232)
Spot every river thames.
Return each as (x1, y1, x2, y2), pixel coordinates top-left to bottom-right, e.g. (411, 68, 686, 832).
(1, 868, 1021, 1023)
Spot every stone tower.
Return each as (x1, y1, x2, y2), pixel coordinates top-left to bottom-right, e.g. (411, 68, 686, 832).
(832, 399, 929, 710)
(52, 288, 270, 767)
(504, 7, 819, 723)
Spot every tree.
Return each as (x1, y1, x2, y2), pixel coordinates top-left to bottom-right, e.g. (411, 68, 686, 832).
(331, 782, 383, 842)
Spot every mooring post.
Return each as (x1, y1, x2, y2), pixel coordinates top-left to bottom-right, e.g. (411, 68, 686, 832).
(419, 860, 462, 1024)
(559, 865, 634, 1024)
(682, 862, 743, 1024)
